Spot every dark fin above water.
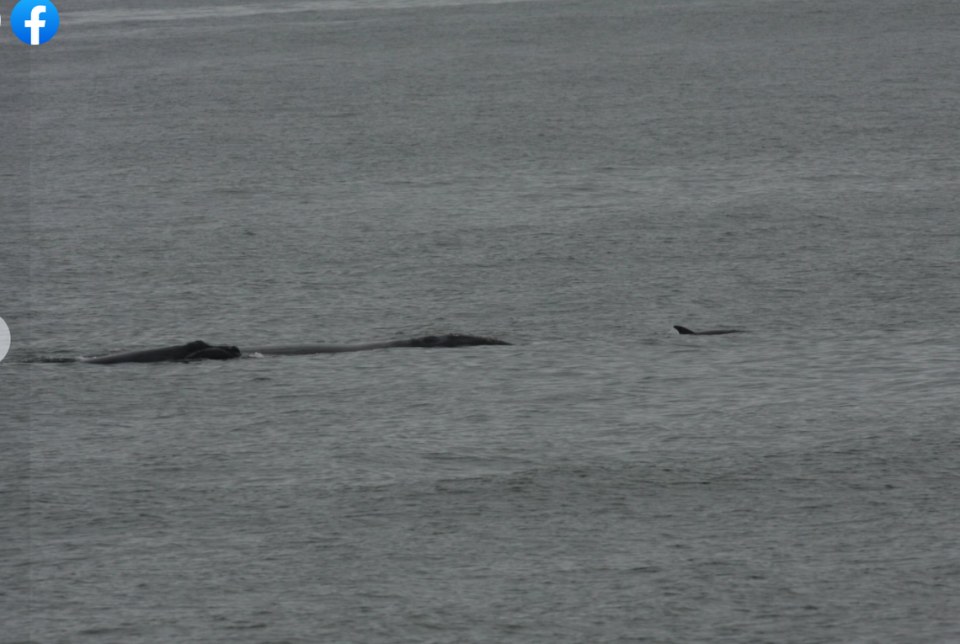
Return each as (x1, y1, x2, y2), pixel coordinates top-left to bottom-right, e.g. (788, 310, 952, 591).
(674, 325, 743, 335)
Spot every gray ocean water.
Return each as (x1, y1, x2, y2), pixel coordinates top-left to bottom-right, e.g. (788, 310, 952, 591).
(3, 0, 960, 642)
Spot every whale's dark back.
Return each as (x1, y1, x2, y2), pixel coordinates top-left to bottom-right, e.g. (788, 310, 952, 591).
(184, 344, 242, 360)
(83, 335, 508, 363)
(409, 334, 511, 347)
(84, 340, 241, 364)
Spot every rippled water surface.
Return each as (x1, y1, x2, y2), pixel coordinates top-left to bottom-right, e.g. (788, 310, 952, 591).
(3, 0, 960, 642)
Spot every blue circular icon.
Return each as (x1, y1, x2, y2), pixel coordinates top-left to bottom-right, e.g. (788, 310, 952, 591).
(11, 0, 59, 46)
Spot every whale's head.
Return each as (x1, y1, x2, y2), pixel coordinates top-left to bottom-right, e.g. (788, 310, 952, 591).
(409, 334, 511, 348)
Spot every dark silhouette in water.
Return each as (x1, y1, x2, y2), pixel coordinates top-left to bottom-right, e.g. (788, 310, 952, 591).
(83, 340, 241, 364)
(82, 334, 510, 364)
(674, 325, 744, 336)
(246, 333, 510, 356)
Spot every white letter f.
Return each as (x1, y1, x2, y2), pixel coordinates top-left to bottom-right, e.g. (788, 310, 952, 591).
(25, 5, 46, 45)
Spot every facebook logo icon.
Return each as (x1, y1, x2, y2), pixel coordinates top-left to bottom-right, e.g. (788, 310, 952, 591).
(11, 0, 60, 46)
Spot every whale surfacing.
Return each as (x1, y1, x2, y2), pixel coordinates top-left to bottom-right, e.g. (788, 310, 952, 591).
(674, 325, 743, 336)
(82, 334, 510, 364)
(408, 333, 510, 348)
(83, 340, 241, 364)
(246, 334, 511, 356)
